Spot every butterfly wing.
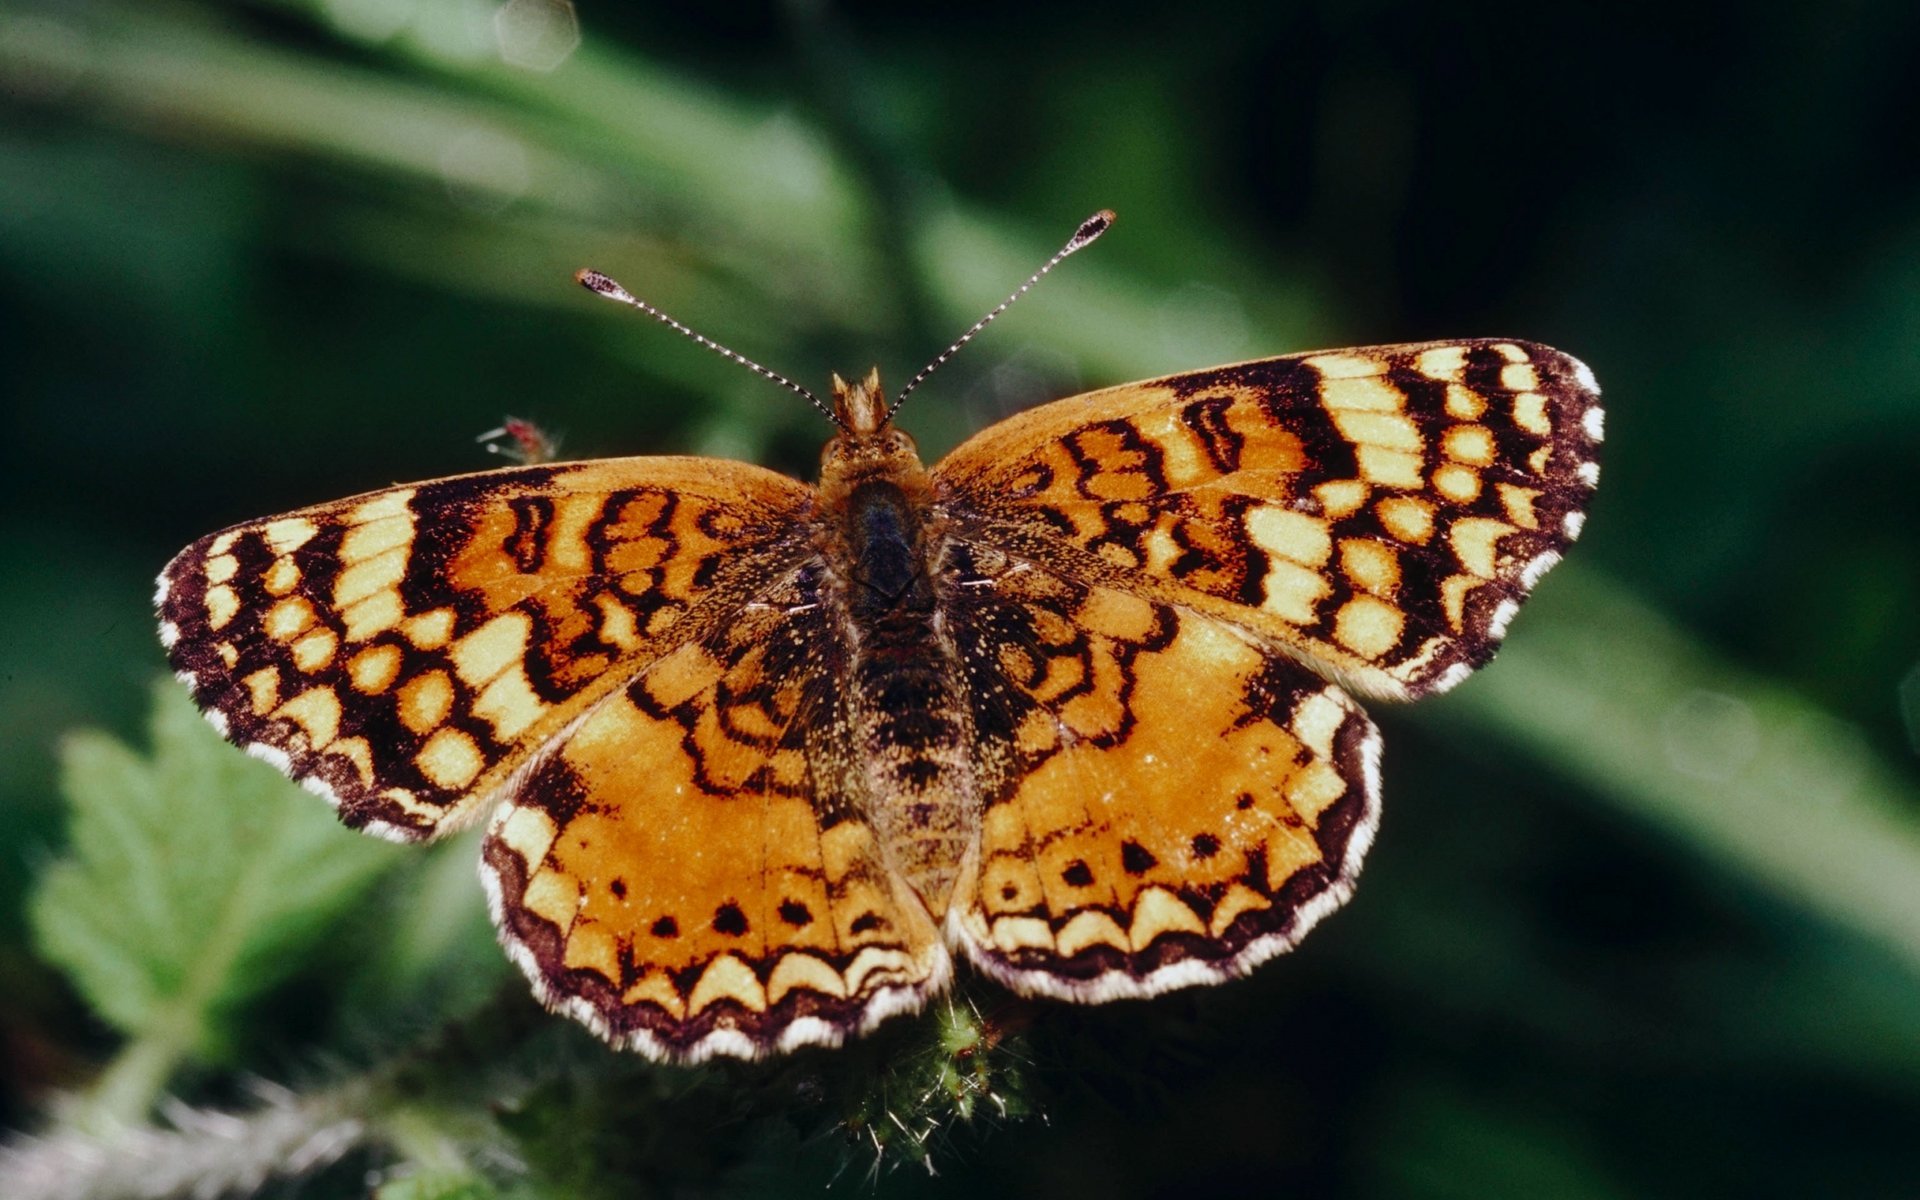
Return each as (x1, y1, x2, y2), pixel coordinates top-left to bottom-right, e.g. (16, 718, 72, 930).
(940, 552, 1378, 997)
(933, 340, 1601, 700)
(482, 566, 948, 1061)
(157, 458, 814, 840)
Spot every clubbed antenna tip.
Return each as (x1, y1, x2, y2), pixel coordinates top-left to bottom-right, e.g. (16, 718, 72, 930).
(573, 267, 840, 428)
(890, 209, 1116, 415)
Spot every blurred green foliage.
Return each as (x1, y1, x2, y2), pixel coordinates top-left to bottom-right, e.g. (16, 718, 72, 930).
(2, 1, 1919, 1196)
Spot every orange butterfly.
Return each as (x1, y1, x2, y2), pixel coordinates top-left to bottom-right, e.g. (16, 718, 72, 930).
(159, 213, 1600, 1061)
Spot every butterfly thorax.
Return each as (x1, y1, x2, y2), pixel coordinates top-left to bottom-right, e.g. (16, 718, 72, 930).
(814, 370, 980, 913)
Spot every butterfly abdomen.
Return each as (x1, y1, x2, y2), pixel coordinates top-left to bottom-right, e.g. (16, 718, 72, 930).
(820, 470, 981, 913)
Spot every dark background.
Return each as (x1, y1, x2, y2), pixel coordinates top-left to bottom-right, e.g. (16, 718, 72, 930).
(3, 2, 1919, 1196)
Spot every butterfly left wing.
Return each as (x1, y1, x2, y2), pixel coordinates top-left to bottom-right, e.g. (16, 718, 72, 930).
(157, 458, 814, 841)
(483, 566, 950, 1061)
(934, 340, 1601, 700)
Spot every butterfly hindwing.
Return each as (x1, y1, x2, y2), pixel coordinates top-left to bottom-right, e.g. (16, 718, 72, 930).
(934, 340, 1601, 700)
(482, 571, 950, 1060)
(942, 552, 1380, 996)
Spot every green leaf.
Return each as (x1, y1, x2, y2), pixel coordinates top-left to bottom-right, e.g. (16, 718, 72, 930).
(29, 678, 402, 1115)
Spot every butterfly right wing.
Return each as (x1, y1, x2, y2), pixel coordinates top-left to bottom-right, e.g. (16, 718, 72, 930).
(934, 340, 1601, 701)
(157, 458, 815, 841)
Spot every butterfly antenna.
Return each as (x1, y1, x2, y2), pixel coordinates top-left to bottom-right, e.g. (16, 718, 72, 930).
(889, 209, 1115, 418)
(574, 269, 844, 429)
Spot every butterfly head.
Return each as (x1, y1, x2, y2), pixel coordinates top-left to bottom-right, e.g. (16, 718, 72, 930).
(818, 368, 926, 491)
(830, 367, 891, 435)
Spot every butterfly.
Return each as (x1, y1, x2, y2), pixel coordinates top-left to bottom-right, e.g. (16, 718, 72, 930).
(157, 212, 1601, 1062)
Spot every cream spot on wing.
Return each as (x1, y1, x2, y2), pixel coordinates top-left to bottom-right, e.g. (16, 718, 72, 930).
(522, 866, 580, 929)
(243, 667, 280, 715)
(351, 490, 416, 524)
(1433, 464, 1481, 503)
(1449, 518, 1509, 579)
(206, 554, 238, 585)
(1440, 575, 1479, 632)
(452, 612, 533, 687)
(262, 517, 319, 554)
(1333, 409, 1422, 453)
(1313, 479, 1369, 518)
(1415, 345, 1468, 382)
(563, 922, 620, 981)
(1246, 506, 1332, 566)
(622, 973, 688, 1018)
(397, 670, 454, 734)
(1290, 690, 1347, 757)
(401, 607, 456, 650)
(592, 594, 642, 652)
(1357, 446, 1424, 488)
(1443, 424, 1495, 465)
(266, 596, 317, 642)
(263, 559, 300, 596)
(341, 590, 403, 641)
(1571, 356, 1599, 393)
(277, 686, 342, 748)
(341, 518, 412, 566)
(1259, 559, 1332, 625)
(328, 736, 375, 785)
(767, 953, 850, 1004)
(1339, 538, 1400, 596)
(1492, 342, 1528, 363)
(1497, 483, 1543, 530)
(1128, 887, 1206, 950)
(1445, 383, 1487, 420)
(1208, 883, 1272, 936)
(1334, 595, 1404, 658)
(1305, 353, 1386, 380)
(1500, 362, 1540, 391)
(845, 945, 922, 994)
(206, 585, 240, 631)
(495, 803, 559, 865)
(1320, 375, 1403, 416)
(1056, 910, 1130, 958)
(474, 668, 545, 742)
(290, 627, 338, 673)
(349, 643, 403, 693)
(1263, 822, 1322, 880)
(334, 548, 406, 609)
(1376, 496, 1435, 544)
(990, 915, 1055, 954)
(417, 727, 484, 790)
(1512, 391, 1552, 436)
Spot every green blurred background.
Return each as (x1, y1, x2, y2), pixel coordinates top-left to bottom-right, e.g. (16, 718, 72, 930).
(3, 1, 1919, 1196)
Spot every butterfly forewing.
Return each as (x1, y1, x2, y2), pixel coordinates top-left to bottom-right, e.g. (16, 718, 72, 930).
(933, 339, 1601, 700)
(158, 458, 813, 841)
